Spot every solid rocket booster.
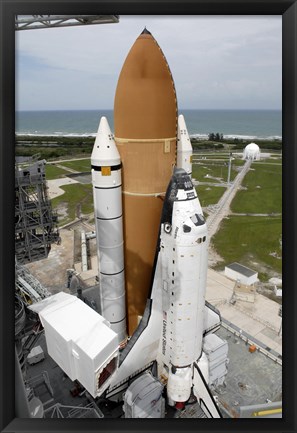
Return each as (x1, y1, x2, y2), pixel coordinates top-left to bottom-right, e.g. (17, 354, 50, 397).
(177, 114, 193, 175)
(91, 116, 126, 344)
(158, 168, 208, 405)
(114, 28, 177, 334)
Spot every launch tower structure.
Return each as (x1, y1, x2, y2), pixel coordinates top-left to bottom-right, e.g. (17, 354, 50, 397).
(15, 15, 119, 31)
(15, 155, 60, 264)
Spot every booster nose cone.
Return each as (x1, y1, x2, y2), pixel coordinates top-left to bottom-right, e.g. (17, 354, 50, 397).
(91, 116, 120, 167)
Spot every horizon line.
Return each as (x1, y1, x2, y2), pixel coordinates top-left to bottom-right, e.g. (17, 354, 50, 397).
(16, 108, 282, 112)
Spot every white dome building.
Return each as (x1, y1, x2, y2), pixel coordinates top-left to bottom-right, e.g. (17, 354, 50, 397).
(242, 142, 260, 161)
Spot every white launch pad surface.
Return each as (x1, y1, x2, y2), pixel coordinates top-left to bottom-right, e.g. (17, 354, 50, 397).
(206, 269, 282, 355)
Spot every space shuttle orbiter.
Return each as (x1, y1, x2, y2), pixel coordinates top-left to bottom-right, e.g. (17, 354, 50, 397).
(106, 167, 222, 417)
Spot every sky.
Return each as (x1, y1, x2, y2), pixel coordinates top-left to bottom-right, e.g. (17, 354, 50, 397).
(15, 15, 282, 111)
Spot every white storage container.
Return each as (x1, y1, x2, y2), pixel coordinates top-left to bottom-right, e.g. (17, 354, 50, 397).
(29, 292, 119, 398)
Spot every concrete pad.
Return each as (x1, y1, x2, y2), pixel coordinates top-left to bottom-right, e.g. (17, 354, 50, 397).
(206, 268, 282, 355)
(26, 228, 75, 294)
(47, 178, 79, 199)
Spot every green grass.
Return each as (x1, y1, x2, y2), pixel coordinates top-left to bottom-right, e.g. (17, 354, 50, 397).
(231, 164, 282, 214)
(45, 164, 69, 180)
(254, 159, 282, 165)
(232, 159, 246, 166)
(192, 160, 243, 183)
(192, 165, 219, 183)
(59, 159, 91, 172)
(193, 154, 231, 159)
(212, 215, 282, 279)
(196, 185, 226, 207)
(51, 183, 93, 226)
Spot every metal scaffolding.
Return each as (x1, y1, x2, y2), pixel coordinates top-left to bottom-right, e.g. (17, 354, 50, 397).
(15, 155, 60, 264)
(15, 15, 119, 31)
(44, 402, 104, 418)
(15, 259, 51, 304)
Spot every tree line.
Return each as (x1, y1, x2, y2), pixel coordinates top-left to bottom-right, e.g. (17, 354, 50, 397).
(208, 132, 224, 141)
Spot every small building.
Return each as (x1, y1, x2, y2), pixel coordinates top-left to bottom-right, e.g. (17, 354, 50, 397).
(242, 142, 261, 161)
(225, 262, 258, 286)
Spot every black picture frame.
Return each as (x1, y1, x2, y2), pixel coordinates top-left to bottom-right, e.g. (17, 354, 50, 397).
(1, 1, 296, 433)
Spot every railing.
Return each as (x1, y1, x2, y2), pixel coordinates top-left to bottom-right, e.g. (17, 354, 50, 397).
(221, 319, 282, 366)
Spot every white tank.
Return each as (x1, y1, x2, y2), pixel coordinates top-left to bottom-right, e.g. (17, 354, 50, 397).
(91, 117, 126, 344)
(242, 142, 260, 160)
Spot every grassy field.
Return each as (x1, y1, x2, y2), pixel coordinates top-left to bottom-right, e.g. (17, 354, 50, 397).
(212, 215, 282, 281)
(192, 164, 219, 183)
(46, 152, 282, 281)
(192, 158, 245, 184)
(51, 183, 93, 226)
(58, 159, 91, 172)
(45, 164, 70, 180)
(257, 159, 282, 164)
(231, 163, 282, 214)
(196, 185, 226, 207)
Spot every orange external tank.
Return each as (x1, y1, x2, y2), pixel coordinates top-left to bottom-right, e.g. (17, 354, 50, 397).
(114, 28, 177, 334)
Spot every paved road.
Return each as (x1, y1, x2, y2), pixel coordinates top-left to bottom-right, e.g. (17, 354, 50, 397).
(206, 159, 252, 239)
(48, 157, 90, 164)
(55, 163, 79, 174)
(230, 212, 282, 217)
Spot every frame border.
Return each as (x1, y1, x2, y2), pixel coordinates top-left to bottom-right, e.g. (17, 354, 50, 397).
(1, 1, 296, 432)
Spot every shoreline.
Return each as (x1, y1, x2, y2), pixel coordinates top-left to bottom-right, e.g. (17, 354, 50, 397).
(15, 132, 282, 141)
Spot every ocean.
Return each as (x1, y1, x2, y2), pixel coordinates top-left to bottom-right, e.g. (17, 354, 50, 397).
(15, 109, 282, 140)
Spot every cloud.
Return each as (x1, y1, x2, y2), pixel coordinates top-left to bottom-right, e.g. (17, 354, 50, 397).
(16, 15, 281, 110)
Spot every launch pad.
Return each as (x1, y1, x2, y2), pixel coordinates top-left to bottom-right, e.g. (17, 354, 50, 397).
(22, 318, 281, 419)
